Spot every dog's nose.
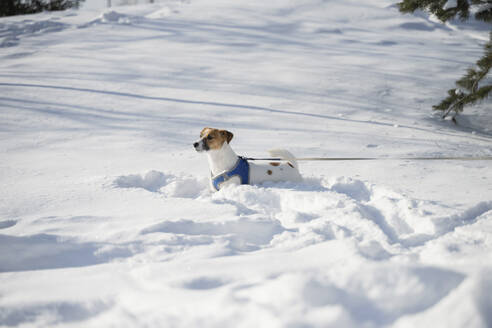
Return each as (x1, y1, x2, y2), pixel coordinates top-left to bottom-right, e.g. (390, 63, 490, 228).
(193, 142, 199, 148)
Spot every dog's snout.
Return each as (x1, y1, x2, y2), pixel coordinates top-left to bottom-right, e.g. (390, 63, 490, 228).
(193, 138, 208, 152)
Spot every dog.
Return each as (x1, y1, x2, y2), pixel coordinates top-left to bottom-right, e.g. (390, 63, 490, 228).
(194, 127, 302, 191)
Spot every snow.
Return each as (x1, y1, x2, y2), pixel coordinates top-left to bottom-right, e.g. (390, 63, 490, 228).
(444, 0, 458, 10)
(1, 0, 491, 327)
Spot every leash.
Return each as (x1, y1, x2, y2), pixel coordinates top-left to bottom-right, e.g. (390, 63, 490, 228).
(244, 156, 492, 161)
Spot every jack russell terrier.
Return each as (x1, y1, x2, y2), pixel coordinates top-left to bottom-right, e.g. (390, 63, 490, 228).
(194, 127, 302, 191)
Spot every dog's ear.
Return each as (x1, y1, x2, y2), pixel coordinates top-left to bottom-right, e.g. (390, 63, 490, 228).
(200, 127, 210, 138)
(222, 130, 233, 144)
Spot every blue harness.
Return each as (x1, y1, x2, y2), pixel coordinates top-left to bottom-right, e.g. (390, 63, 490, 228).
(211, 156, 250, 191)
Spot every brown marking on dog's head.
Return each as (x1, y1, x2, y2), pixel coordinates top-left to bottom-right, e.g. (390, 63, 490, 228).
(269, 162, 280, 167)
(267, 169, 273, 175)
(222, 129, 233, 144)
(200, 127, 212, 138)
(199, 127, 234, 150)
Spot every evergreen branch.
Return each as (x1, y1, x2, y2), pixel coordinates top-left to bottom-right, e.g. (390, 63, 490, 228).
(398, 0, 471, 22)
(398, 0, 492, 22)
(0, 0, 84, 17)
(399, 3, 491, 120)
(475, 7, 492, 22)
(434, 89, 467, 118)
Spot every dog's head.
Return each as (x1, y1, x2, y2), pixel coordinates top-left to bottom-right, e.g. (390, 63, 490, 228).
(193, 127, 234, 152)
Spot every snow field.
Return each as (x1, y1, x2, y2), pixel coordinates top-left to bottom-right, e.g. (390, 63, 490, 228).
(119, 172, 492, 328)
(2, 167, 491, 326)
(1, 0, 492, 326)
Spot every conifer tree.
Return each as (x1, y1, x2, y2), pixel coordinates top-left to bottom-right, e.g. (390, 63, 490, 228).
(0, 0, 83, 17)
(398, 0, 491, 121)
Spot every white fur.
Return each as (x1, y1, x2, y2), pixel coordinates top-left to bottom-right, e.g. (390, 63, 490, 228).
(194, 132, 302, 190)
(206, 142, 238, 177)
(268, 149, 298, 169)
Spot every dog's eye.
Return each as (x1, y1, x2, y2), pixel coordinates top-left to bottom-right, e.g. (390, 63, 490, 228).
(207, 135, 213, 140)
